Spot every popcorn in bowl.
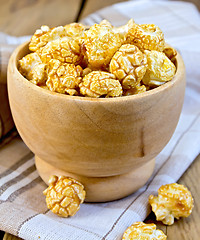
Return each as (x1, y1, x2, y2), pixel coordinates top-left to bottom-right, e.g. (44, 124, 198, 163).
(18, 52, 47, 85)
(19, 19, 177, 97)
(79, 71, 122, 97)
(149, 183, 194, 225)
(125, 23, 165, 52)
(46, 59, 82, 95)
(110, 44, 147, 90)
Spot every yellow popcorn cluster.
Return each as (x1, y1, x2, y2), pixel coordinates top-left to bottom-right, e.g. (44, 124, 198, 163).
(43, 175, 86, 217)
(149, 183, 194, 225)
(46, 59, 82, 95)
(122, 183, 193, 240)
(80, 71, 122, 97)
(122, 222, 167, 240)
(19, 20, 177, 98)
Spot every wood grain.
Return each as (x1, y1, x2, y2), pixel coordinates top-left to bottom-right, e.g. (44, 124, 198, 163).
(79, 0, 128, 20)
(35, 156, 155, 202)
(0, 0, 81, 138)
(0, 0, 81, 36)
(8, 42, 185, 201)
(1, 0, 200, 239)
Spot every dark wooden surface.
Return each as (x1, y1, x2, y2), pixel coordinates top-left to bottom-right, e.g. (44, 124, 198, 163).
(0, 0, 199, 239)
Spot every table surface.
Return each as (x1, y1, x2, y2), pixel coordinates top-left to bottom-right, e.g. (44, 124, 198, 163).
(0, 0, 200, 239)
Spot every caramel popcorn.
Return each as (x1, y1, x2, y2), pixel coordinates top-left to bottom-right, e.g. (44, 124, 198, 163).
(79, 71, 122, 97)
(126, 24, 165, 52)
(142, 50, 176, 86)
(19, 19, 177, 97)
(29, 64, 47, 85)
(113, 19, 135, 43)
(43, 175, 86, 217)
(82, 67, 92, 77)
(122, 222, 167, 240)
(46, 59, 82, 95)
(19, 52, 47, 85)
(30, 25, 65, 52)
(163, 46, 177, 64)
(149, 183, 194, 225)
(123, 85, 146, 96)
(38, 37, 83, 66)
(110, 44, 147, 89)
(29, 23, 86, 52)
(83, 20, 122, 69)
(64, 23, 86, 39)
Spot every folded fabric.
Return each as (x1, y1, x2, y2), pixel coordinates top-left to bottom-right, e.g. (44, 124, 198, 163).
(0, 1, 200, 239)
(0, 34, 30, 84)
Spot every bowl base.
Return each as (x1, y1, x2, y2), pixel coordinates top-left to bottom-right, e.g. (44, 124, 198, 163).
(35, 156, 155, 202)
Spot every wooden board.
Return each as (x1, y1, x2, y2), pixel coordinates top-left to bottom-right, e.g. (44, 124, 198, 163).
(1, 0, 200, 239)
(0, 0, 81, 36)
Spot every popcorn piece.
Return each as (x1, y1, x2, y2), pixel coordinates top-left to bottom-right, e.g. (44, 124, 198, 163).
(84, 20, 122, 69)
(163, 46, 177, 64)
(142, 50, 176, 86)
(122, 222, 167, 240)
(123, 85, 146, 96)
(19, 52, 47, 85)
(82, 67, 92, 77)
(43, 175, 86, 217)
(29, 64, 47, 85)
(113, 19, 135, 43)
(149, 183, 194, 225)
(19, 52, 42, 74)
(39, 37, 83, 65)
(29, 23, 86, 52)
(64, 23, 86, 39)
(30, 25, 64, 51)
(46, 59, 82, 95)
(110, 44, 147, 89)
(79, 71, 122, 98)
(126, 24, 165, 52)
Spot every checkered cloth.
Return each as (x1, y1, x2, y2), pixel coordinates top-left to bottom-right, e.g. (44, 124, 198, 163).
(0, 1, 200, 239)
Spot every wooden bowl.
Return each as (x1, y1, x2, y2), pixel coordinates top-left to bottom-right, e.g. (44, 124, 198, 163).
(7, 42, 185, 202)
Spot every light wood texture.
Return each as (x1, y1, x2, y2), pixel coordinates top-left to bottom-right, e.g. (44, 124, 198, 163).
(36, 156, 155, 202)
(1, 0, 200, 239)
(80, 0, 128, 20)
(0, 0, 81, 139)
(0, 0, 81, 36)
(7, 41, 185, 202)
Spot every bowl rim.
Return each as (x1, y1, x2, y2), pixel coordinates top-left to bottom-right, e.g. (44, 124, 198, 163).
(9, 41, 185, 103)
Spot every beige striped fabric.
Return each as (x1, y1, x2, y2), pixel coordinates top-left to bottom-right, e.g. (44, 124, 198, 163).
(0, 1, 200, 239)
(0, 34, 30, 84)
